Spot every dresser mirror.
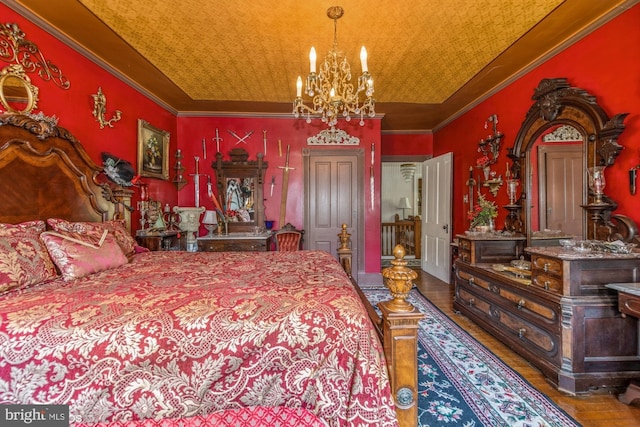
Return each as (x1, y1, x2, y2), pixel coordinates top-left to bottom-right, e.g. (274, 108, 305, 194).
(529, 124, 584, 239)
(0, 65, 38, 114)
(213, 148, 267, 232)
(509, 78, 631, 247)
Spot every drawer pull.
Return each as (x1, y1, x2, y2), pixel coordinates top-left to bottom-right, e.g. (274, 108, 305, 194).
(517, 299, 526, 309)
(543, 263, 550, 272)
(468, 277, 475, 285)
(544, 281, 550, 291)
(518, 328, 527, 338)
(468, 298, 475, 307)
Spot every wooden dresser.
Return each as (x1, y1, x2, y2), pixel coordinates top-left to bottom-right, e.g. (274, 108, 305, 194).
(197, 232, 271, 252)
(456, 234, 525, 264)
(136, 230, 186, 251)
(454, 246, 640, 394)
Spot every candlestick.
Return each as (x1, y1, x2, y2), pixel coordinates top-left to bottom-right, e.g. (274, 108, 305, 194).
(263, 130, 267, 156)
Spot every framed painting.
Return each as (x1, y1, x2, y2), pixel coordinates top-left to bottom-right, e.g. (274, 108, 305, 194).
(137, 119, 170, 180)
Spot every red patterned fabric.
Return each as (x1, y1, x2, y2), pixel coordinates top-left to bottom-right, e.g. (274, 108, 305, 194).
(47, 218, 137, 257)
(40, 230, 129, 281)
(0, 251, 396, 427)
(0, 230, 58, 293)
(79, 406, 326, 427)
(276, 231, 302, 251)
(0, 220, 46, 235)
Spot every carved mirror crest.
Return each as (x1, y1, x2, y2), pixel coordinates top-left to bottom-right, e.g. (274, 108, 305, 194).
(508, 78, 634, 245)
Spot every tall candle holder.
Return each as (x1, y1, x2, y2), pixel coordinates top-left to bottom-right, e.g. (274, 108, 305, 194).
(587, 166, 606, 204)
(173, 149, 187, 191)
(506, 178, 520, 205)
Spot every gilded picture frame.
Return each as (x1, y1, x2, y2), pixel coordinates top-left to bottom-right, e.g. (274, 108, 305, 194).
(137, 119, 169, 180)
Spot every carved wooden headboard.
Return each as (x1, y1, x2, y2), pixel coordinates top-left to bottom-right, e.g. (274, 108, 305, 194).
(0, 114, 131, 228)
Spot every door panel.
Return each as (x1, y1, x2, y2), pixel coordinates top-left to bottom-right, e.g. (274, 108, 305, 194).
(422, 153, 452, 283)
(538, 145, 583, 237)
(306, 153, 360, 274)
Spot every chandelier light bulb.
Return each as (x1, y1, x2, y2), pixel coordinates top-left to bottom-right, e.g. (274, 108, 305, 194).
(360, 46, 368, 72)
(296, 76, 302, 97)
(309, 47, 317, 73)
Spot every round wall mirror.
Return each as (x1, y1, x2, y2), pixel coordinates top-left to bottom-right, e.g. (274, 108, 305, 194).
(0, 65, 38, 114)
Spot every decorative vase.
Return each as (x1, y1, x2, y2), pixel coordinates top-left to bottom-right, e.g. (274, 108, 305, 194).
(173, 206, 205, 252)
(475, 225, 491, 233)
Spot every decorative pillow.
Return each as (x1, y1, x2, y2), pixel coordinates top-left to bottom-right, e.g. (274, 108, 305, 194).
(0, 220, 46, 236)
(0, 231, 58, 293)
(40, 229, 128, 281)
(47, 218, 137, 257)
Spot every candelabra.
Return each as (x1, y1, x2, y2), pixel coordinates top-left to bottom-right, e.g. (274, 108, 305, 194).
(293, 6, 375, 127)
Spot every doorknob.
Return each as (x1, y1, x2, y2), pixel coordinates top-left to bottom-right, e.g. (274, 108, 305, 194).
(442, 224, 449, 233)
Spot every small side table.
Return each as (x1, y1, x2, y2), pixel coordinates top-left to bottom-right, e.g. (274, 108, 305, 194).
(605, 282, 640, 406)
(136, 230, 185, 251)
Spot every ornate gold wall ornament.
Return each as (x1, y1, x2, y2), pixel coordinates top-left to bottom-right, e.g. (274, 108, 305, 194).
(0, 23, 70, 89)
(92, 87, 122, 128)
(306, 126, 360, 145)
(0, 64, 38, 114)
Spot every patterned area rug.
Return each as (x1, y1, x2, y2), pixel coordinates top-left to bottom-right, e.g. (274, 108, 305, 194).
(362, 288, 582, 427)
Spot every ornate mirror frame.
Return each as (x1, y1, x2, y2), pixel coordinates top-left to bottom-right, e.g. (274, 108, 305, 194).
(0, 64, 38, 114)
(508, 78, 635, 246)
(213, 148, 267, 232)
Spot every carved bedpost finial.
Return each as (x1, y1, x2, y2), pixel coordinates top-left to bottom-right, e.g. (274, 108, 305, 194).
(337, 224, 352, 277)
(381, 244, 417, 312)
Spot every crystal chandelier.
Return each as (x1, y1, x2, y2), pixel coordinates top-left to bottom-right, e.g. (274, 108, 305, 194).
(293, 6, 375, 127)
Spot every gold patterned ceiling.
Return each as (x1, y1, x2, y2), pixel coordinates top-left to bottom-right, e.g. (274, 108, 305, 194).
(8, 0, 637, 130)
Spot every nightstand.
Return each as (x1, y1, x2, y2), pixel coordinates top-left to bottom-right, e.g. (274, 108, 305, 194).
(136, 230, 186, 251)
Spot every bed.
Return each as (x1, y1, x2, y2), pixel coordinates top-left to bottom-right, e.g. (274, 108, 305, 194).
(0, 113, 422, 427)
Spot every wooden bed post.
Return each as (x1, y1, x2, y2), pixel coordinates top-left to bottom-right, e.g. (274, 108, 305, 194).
(380, 245, 424, 427)
(337, 224, 352, 277)
(338, 225, 423, 427)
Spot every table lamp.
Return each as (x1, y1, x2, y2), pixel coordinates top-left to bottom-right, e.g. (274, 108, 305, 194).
(202, 210, 218, 237)
(398, 197, 412, 219)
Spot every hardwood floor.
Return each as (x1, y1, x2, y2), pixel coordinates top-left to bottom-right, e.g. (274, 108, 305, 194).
(413, 270, 640, 427)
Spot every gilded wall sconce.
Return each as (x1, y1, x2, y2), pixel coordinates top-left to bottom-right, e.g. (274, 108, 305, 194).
(91, 87, 122, 128)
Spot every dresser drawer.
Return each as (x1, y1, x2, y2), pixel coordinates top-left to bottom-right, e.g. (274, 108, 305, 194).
(456, 284, 560, 359)
(458, 267, 559, 328)
(532, 256, 563, 276)
(198, 239, 267, 252)
(531, 272, 563, 294)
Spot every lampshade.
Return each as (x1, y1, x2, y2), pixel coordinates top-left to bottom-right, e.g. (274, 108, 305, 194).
(397, 197, 412, 209)
(202, 210, 217, 225)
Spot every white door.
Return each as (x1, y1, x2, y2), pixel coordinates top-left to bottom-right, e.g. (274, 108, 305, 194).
(421, 153, 452, 283)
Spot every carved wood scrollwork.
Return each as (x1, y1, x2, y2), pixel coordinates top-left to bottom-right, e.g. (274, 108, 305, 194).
(509, 78, 636, 243)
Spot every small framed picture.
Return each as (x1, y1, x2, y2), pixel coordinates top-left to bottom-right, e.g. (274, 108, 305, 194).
(137, 119, 170, 180)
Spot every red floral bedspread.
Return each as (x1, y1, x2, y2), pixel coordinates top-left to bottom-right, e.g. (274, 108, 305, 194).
(0, 251, 396, 426)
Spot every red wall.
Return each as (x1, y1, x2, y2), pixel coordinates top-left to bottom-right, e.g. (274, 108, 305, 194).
(176, 116, 383, 272)
(1, 5, 178, 230)
(435, 4, 640, 238)
(381, 133, 433, 156)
